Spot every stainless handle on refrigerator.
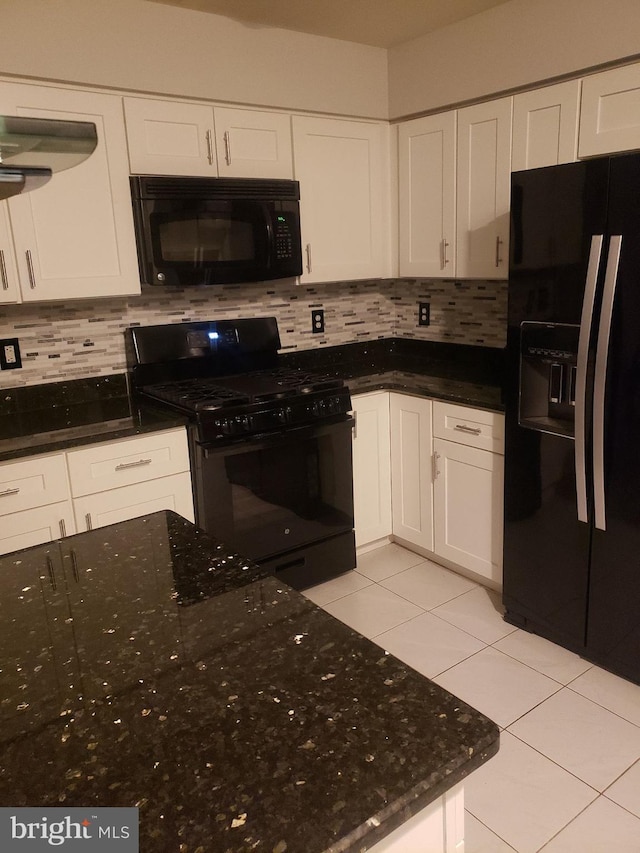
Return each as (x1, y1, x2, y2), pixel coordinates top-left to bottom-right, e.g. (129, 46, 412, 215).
(205, 129, 215, 165)
(575, 235, 603, 523)
(593, 235, 622, 531)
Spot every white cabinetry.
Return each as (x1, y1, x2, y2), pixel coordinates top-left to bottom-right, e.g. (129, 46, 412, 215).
(512, 80, 581, 171)
(351, 392, 392, 547)
(456, 98, 512, 280)
(124, 97, 293, 178)
(0, 453, 75, 555)
(579, 63, 640, 158)
(292, 115, 390, 282)
(432, 402, 504, 587)
(389, 393, 434, 551)
(66, 428, 194, 532)
(398, 112, 457, 278)
(0, 81, 139, 302)
(0, 204, 20, 304)
(0, 428, 194, 555)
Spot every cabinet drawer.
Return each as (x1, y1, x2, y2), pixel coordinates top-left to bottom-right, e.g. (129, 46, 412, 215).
(74, 473, 195, 531)
(433, 402, 504, 453)
(0, 454, 70, 516)
(66, 429, 190, 497)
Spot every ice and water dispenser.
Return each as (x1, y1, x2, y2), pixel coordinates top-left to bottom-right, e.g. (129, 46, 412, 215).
(519, 322, 580, 438)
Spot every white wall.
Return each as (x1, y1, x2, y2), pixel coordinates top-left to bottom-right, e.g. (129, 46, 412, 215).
(1, 0, 388, 119)
(388, 0, 640, 118)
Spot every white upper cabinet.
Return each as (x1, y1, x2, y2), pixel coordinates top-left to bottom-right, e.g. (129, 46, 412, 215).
(124, 97, 293, 178)
(398, 111, 457, 278)
(292, 115, 390, 283)
(512, 80, 581, 171)
(0, 82, 139, 302)
(456, 97, 512, 280)
(0, 203, 20, 304)
(579, 63, 640, 158)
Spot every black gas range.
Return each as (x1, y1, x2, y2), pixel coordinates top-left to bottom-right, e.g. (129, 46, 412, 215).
(127, 318, 356, 590)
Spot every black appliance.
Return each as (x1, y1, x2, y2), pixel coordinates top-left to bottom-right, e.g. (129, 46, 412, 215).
(504, 153, 640, 684)
(127, 318, 355, 590)
(130, 176, 303, 286)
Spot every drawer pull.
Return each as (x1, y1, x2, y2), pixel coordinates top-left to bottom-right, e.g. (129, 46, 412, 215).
(0, 487, 20, 498)
(70, 549, 80, 583)
(115, 458, 152, 471)
(454, 424, 482, 435)
(26, 250, 36, 288)
(85, 513, 93, 531)
(0, 250, 8, 290)
(59, 518, 66, 538)
(46, 555, 57, 591)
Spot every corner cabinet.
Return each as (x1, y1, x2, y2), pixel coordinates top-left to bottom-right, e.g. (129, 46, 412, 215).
(432, 402, 504, 587)
(389, 393, 434, 552)
(456, 98, 512, 280)
(398, 112, 457, 278)
(511, 80, 581, 171)
(351, 392, 392, 548)
(123, 97, 293, 179)
(0, 81, 140, 303)
(292, 116, 390, 282)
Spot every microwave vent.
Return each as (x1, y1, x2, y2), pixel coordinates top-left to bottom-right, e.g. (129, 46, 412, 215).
(131, 176, 300, 201)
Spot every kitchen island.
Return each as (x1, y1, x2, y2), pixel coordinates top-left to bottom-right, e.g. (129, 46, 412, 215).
(0, 511, 499, 852)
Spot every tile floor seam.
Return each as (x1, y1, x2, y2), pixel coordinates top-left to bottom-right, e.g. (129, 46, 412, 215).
(465, 810, 519, 852)
(564, 681, 640, 731)
(534, 796, 601, 853)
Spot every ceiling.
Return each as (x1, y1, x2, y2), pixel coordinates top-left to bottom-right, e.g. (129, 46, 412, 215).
(145, 0, 512, 48)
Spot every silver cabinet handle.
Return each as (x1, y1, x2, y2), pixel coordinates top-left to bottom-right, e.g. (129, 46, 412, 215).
(115, 458, 152, 471)
(305, 243, 312, 274)
(495, 236, 504, 267)
(59, 518, 66, 538)
(454, 424, 481, 435)
(593, 235, 622, 532)
(0, 250, 8, 290)
(46, 555, 57, 591)
(351, 409, 357, 440)
(25, 250, 36, 288)
(205, 129, 215, 166)
(575, 235, 603, 523)
(432, 451, 441, 481)
(223, 130, 231, 165)
(0, 487, 20, 498)
(441, 238, 450, 268)
(85, 513, 93, 531)
(70, 548, 80, 583)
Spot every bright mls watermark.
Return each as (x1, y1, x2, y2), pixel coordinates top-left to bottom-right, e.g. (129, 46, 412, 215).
(0, 808, 138, 851)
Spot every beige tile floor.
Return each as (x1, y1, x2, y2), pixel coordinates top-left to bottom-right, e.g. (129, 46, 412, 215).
(302, 542, 640, 852)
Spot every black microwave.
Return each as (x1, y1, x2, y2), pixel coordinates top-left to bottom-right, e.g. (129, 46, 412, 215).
(130, 175, 303, 286)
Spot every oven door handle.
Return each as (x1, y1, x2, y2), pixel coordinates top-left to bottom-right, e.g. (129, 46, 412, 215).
(200, 415, 355, 454)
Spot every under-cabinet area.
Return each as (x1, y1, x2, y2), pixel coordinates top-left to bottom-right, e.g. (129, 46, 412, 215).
(0, 427, 194, 555)
(352, 391, 504, 589)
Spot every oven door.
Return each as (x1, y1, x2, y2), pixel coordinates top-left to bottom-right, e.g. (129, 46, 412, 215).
(192, 418, 354, 565)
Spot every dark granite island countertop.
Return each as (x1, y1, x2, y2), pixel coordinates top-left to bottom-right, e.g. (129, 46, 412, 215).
(0, 511, 499, 852)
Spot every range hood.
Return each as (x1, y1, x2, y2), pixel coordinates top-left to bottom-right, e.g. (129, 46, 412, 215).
(0, 116, 98, 200)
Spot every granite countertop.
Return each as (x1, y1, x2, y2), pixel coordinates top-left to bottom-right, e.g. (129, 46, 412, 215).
(0, 339, 505, 463)
(0, 510, 499, 852)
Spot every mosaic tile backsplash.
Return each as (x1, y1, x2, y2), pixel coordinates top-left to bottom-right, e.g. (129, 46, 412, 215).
(0, 278, 507, 389)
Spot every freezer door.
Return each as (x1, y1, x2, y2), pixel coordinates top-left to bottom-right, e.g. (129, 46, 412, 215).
(588, 153, 640, 683)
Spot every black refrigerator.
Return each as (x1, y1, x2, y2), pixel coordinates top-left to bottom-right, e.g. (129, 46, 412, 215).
(504, 153, 640, 685)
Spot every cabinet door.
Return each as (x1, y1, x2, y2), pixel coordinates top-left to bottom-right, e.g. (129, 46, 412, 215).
(123, 96, 217, 175)
(579, 63, 640, 157)
(292, 116, 390, 282)
(433, 438, 503, 586)
(1, 82, 140, 301)
(389, 393, 434, 551)
(456, 98, 512, 280)
(214, 107, 293, 179)
(352, 392, 392, 547)
(74, 473, 195, 532)
(398, 112, 457, 278)
(0, 502, 75, 556)
(0, 203, 19, 304)
(512, 81, 581, 171)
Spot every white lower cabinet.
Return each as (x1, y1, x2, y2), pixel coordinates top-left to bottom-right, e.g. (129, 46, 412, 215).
(0, 427, 194, 556)
(389, 393, 434, 552)
(351, 392, 392, 547)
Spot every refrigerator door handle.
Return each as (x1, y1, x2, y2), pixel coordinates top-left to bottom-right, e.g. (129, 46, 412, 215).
(575, 234, 603, 523)
(593, 235, 622, 531)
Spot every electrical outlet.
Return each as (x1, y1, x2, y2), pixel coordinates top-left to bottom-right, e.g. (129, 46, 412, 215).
(311, 309, 325, 334)
(418, 302, 430, 326)
(0, 338, 21, 370)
